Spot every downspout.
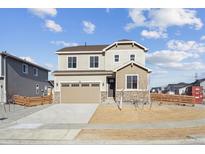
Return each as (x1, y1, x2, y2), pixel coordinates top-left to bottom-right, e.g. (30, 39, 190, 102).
(3, 52, 8, 103)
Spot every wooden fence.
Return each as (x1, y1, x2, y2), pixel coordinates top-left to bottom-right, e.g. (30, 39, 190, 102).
(150, 93, 195, 105)
(12, 95, 53, 107)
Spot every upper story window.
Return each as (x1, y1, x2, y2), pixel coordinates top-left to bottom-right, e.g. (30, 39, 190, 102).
(126, 75, 138, 89)
(68, 57, 77, 68)
(22, 64, 28, 74)
(130, 54, 135, 61)
(90, 56, 99, 68)
(114, 55, 119, 62)
(33, 67, 38, 77)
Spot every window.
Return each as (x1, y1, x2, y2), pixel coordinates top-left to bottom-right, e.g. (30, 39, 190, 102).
(90, 56, 99, 68)
(36, 84, 39, 95)
(68, 57, 77, 68)
(130, 54, 135, 61)
(22, 64, 28, 74)
(91, 83, 100, 87)
(114, 55, 119, 62)
(33, 68, 38, 76)
(81, 83, 89, 87)
(61, 83, 70, 87)
(126, 75, 138, 89)
(71, 83, 79, 87)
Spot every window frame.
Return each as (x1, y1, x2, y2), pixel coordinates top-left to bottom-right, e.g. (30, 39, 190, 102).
(114, 55, 119, 62)
(22, 64, 28, 74)
(68, 56, 77, 68)
(130, 54, 135, 61)
(33, 67, 38, 77)
(90, 56, 99, 68)
(125, 74, 139, 90)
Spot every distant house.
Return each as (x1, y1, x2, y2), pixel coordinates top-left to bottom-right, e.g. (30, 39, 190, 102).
(164, 82, 190, 95)
(150, 86, 165, 93)
(0, 51, 50, 103)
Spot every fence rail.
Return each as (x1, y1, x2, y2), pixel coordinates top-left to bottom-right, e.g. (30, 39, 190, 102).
(12, 95, 53, 107)
(150, 93, 195, 104)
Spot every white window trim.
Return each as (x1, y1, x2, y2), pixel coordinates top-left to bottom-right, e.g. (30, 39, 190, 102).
(33, 67, 38, 77)
(89, 56, 99, 68)
(125, 74, 139, 91)
(22, 64, 28, 74)
(114, 55, 119, 62)
(68, 56, 77, 69)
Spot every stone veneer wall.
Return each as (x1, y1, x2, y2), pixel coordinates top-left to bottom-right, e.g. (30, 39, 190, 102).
(101, 91, 107, 102)
(115, 90, 149, 103)
(54, 92, 60, 103)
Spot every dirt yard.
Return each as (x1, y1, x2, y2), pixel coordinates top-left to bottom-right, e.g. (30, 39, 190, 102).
(89, 103, 205, 124)
(77, 126, 205, 140)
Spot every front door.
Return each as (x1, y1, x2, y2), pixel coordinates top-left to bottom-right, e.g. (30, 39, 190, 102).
(108, 78, 115, 97)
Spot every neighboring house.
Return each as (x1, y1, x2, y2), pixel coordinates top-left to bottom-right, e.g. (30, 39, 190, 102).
(0, 51, 50, 103)
(53, 39, 151, 103)
(164, 82, 190, 95)
(150, 87, 165, 93)
(192, 78, 205, 97)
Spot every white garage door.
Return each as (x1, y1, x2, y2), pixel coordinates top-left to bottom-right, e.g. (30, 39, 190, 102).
(60, 82, 100, 103)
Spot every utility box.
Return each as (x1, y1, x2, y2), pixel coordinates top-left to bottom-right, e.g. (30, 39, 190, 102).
(186, 86, 203, 104)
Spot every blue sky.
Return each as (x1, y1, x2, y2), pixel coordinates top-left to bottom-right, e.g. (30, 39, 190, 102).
(0, 8, 205, 87)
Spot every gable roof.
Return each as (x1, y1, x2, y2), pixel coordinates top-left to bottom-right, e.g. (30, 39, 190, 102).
(166, 82, 190, 89)
(56, 39, 148, 54)
(57, 45, 108, 52)
(103, 40, 148, 52)
(0, 51, 50, 72)
(113, 61, 151, 73)
(192, 78, 205, 86)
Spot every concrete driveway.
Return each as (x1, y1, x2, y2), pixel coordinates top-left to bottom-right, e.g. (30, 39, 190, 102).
(14, 104, 98, 125)
(0, 104, 98, 143)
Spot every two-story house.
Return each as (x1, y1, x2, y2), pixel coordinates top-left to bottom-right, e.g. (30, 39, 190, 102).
(53, 39, 151, 103)
(0, 51, 51, 103)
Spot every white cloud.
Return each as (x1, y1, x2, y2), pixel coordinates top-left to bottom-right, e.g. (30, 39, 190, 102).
(45, 20, 63, 32)
(200, 35, 205, 41)
(125, 9, 203, 34)
(148, 9, 203, 30)
(157, 62, 205, 71)
(44, 63, 54, 69)
(20, 56, 36, 63)
(82, 20, 96, 34)
(50, 41, 78, 47)
(147, 39, 205, 72)
(125, 9, 148, 31)
(28, 8, 57, 18)
(167, 40, 205, 53)
(146, 50, 194, 64)
(141, 30, 167, 39)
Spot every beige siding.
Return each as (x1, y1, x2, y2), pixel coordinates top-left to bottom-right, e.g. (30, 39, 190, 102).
(116, 64, 148, 90)
(58, 53, 105, 70)
(105, 44, 145, 70)
(57, 44, 145, 71)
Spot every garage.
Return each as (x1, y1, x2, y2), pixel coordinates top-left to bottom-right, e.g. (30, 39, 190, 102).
(60, 82, 101, 103)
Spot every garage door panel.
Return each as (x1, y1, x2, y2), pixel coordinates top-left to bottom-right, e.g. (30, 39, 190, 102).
(61, 83, 100, 103)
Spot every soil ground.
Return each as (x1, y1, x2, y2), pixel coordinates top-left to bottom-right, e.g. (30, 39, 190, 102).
(89, 103, 205, 124)
(77, 126, 205, 140)
(76, 103, 205, 140)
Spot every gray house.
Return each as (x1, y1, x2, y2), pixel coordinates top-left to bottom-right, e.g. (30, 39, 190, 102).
(0, 51, 51, 103)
